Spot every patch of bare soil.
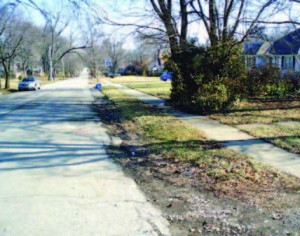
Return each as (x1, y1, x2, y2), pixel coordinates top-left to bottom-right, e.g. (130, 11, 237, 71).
(109, 147, 300, 236)
(93, 93, 300, 235)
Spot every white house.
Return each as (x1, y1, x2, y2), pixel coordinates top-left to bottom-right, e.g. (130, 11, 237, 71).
(244, 28, 300, 72)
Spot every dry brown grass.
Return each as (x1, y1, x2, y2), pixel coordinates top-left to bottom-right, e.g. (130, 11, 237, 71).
(101, 86, 300, 204)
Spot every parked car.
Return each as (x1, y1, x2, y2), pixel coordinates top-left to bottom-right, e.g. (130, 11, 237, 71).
(18, 77, 41, 91)
(160, 71, 173, 81)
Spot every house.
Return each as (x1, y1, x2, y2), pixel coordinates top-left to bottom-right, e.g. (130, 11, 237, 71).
(244, 41, 272, 68)
(147, 61, 163, 76)
(244, 28, 300, 72)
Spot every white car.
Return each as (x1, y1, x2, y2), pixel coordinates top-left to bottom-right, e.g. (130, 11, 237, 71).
(18, 77, 41, 91)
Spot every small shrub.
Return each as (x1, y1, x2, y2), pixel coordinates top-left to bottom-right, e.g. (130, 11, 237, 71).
(266, 82, 288, 98)
(283, 72, 300, 93)
(246, 65, 282, 97)
(244, 65, 300, 98)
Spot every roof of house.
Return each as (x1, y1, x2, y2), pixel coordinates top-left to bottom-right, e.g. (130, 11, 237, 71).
(244, 42, 264, 55)
(268, 28, 300, 55)
(257, 42, 272, 55)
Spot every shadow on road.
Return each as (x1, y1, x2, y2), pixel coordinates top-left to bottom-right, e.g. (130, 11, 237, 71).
(0, 86, 115, 173)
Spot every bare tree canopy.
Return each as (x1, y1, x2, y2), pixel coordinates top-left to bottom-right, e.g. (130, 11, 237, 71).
(84, 0, 299, 56)
(12, 0, 90, 81)
(0, 0, 92, 89)
(0, 4, 24, 89)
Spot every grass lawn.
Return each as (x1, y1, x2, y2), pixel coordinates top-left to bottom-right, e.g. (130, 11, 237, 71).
(210, 100, 300, 125)
(105, 76, 172, 100)
(210, 99, 300, 154)
(0, 78, 20, 94)
(126, 82, 171, 100)
(106, 76, 300, 155)
(239, 122, 300, 154)
(107, 75, 162, 84)
(100, 85, 299, 203)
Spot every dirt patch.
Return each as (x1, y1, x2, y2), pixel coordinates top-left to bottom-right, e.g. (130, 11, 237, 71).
(109, 147, 300, 235)
(93, 91, 300, 235)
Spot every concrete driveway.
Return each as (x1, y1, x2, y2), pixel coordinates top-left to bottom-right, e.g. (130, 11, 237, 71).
(0, 75, 169, 236)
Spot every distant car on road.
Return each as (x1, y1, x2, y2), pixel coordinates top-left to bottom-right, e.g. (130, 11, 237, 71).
(18, 77, 41, 91)
(160, 71, 173, 81)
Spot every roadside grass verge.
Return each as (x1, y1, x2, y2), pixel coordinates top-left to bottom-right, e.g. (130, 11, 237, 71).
(107, 75, 161, 84)
(0, 78, 19, 94)
(125, 82, 171, 100)
(99, 86, 300, 205)
(105, 76, 171, 100)
(104, 77, 300, 155)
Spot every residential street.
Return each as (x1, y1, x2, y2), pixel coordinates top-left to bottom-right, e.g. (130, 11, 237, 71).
(0, 74, 169, 236)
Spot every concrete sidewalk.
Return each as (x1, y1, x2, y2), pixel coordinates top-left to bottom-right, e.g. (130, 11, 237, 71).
(103, 79, 300, 178)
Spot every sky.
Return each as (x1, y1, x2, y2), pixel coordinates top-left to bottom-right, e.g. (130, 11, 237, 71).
(12, 0, 300, 49)
(82, 0, 300, 44)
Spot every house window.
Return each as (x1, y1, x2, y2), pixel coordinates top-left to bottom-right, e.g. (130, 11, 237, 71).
(283, 56, 293, 69)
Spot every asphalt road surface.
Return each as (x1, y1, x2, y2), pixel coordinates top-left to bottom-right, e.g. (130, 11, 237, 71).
(0, 73, 169, 236)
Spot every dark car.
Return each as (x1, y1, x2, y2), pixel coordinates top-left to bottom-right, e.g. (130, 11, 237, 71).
(160, 71, 173, 81)
(18, 77, 41, 91)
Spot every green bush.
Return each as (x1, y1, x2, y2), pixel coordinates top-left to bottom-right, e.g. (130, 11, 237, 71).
(245, 66, 300, 98)
(283, 72, 300, 93)
(166, 41, 246, 113)
(246, 65, 282, 97)
(266, 82, 288, 98)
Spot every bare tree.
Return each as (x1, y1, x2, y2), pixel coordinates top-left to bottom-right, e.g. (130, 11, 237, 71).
(0, 4, 23, 89)
(103, 39, 125, 77)
(83, 16, 103, 81)
(42, 11, 88, 81)
(86, 0, 298, 57)
(127, 37, 160, 75)
(17, 22, 43, 75)
(16, 0, 90, 81)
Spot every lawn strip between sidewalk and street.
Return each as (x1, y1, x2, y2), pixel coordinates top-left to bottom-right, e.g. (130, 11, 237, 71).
(94, 85, 300, 235)
(98, 85, 299, 202)
(106, 77, 300, 174)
